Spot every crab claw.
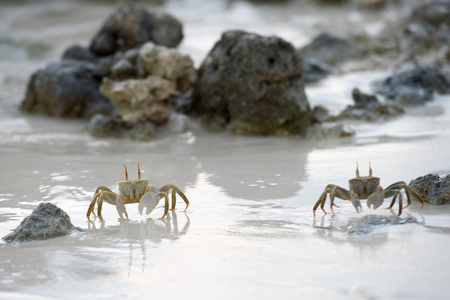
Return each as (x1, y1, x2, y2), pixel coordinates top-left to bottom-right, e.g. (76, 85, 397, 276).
(138, 186, 161, 215)
(350, 190, 362, 213)
(367, 186, 384, 210)
(116, 197, 129, 219)
(351, 199, 362, 213)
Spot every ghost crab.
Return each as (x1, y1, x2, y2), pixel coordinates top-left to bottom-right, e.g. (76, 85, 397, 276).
(87, 163, 189, 222)
(313, 163, 424, 216)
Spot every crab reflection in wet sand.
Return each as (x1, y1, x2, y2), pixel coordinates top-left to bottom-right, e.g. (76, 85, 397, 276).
(313, 163, 424, 216)
(87, 163, 189, 222)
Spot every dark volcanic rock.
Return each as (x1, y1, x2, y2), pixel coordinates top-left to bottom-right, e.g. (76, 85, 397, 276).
(303, 57, 338, 83)
(300, 32, 365, 66)
(193, 30, 311, 135)
(62, 44, 98, 63)
(375, 66, 450, 105)
(89, 4, 183, 56)
(335, 88, 404, 121)
(409, 174, 450, 205)
(21, 60, 114, 118)
(3, 203, 81, 243)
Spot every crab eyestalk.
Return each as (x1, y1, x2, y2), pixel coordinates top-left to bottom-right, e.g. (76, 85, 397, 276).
(138, 162, 141, 179)
(124, 165, 129, 180)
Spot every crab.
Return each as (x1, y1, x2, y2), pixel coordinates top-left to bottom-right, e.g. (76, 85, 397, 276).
(87, 163, 189, 222)
(313, 163, 424, 216)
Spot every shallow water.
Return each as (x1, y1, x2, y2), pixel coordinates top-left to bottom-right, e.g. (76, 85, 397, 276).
(1, 0, 450, 299)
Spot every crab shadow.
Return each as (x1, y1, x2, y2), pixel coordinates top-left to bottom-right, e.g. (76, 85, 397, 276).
(87, 210, 190, 243)
(312, 211, 450, 247)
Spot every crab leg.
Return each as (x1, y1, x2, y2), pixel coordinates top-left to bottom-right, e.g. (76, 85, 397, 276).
(406, 185, 425, 212)
(386, 190, 403, 216)
(398, 192, 403, 216)
(313, 187, 330, 215)
(88, 186, 115, 222)
(384, 181, 425, 215)
(160, 184, 190, 211)
(87, 186, 121, 222)
(313, 185, 351, 216)
(115, 196, 129, 219)
(161, 192, 170, 219)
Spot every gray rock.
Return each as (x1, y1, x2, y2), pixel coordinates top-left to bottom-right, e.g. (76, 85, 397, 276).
(3, 203, 81, 243)
(409, 0, 450, 28)
(299, 32, 365, 66)
(89, 4, 183, 56)
(305, 123, 354, 140)
(335, 88, 404, 121)
(88, 114, 157, 141)
(193, 30, 311, 135)
(311, 105, 331, 123)
(21, 60, 114, 118)
(61, 44, 119, 78)
(128, 121, 157, 142)
(88, 113, 128, 138)
(62, 44, 98, 63)
(409, 174, 450, 205)
(375, 66, 450, 105)
(303, 57, 338, 83)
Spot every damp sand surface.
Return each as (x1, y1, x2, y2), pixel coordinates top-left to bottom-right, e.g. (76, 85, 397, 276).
(1, 1, 450, 299)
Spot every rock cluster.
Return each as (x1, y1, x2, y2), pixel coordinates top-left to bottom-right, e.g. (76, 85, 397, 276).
(335, 88, 404, 121)
(20, 4, 184, 125)
(3, 203, 81, 243)
(193, 30, 311, 135)
(377, 1, 450, 74)
(19, 0, 450, 140)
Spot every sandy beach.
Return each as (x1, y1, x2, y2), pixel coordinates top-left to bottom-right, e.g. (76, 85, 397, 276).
(1, 1, 450, 299)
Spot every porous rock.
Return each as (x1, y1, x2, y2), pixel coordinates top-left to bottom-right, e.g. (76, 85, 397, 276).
(193, 30, 311, 135)
(100, 43, 196, 125)
(89, 4, 183, 56)
(21, 60, 114, 118)
(3, 203, 80, 243)
(375, 66, 450, 105)
(409, 174, 450, 205)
